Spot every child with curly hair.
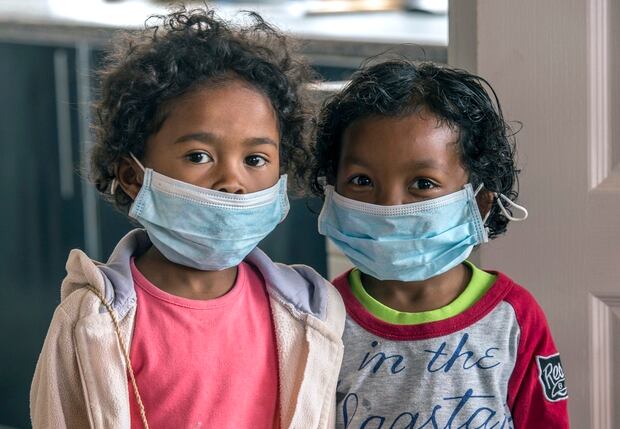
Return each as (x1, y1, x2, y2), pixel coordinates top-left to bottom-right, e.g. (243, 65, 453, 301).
(311, 61, 569, 428)
(30, 7, 345, 429)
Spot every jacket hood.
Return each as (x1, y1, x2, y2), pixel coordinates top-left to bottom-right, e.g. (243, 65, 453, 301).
(61, 229, 329, 320)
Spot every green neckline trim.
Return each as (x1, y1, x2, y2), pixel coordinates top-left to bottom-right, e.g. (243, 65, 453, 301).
(348, 261, 496, 325)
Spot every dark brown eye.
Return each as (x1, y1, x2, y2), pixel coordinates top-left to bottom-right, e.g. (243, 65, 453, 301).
(186, 152, 211, 164)
(412, 178, 437, 190)
(245, 155, 267, 167)
(350, 175, 373, 187)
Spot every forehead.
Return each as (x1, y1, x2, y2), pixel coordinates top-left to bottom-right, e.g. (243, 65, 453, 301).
(157, 80, 280, 142)
(339, 111, 461, 171)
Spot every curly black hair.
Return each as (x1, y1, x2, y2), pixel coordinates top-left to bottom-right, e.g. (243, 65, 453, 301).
(310, 60, 520, 238)
(91, 5, 313, 212)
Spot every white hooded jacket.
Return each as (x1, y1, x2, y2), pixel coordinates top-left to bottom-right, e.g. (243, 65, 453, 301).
(30, 229, 346, 428)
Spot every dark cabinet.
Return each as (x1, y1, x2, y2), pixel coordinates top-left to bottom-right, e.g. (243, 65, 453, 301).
(0, 42, 87, 427)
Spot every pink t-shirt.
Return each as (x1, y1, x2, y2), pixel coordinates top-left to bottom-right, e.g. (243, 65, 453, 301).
(128, 259, 279, 429)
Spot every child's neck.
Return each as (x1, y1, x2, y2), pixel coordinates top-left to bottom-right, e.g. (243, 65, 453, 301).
(134, 245, 238, 300)
(361, 263, 472, 313)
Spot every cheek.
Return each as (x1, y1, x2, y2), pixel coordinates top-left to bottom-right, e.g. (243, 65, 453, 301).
(334, 173, 363, 201)
(445, 164, 470, 193)
(270, 158, 281, 182)
(274, 149, 281, 170)
(249, 154, 281, 193)
(271, 150, 281, 178)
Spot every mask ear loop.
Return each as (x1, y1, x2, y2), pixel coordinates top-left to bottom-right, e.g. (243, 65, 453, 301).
(482, 207, 492, 224)
(473, 184, 528, 223)
(317, 176, 328, 194)
(495, 193, 529, 221)
(473, 183, 493, 225)
(110, 153, 146, 195)
(110, 178, 119, 196)
(129, 152, 146, 172)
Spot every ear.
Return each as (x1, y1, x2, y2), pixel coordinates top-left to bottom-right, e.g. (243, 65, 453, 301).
(116, 156, 144, 200)
(475, 189, 494, 221)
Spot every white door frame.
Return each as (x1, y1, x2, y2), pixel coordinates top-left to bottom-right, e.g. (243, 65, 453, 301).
(449, 1, 620, 427)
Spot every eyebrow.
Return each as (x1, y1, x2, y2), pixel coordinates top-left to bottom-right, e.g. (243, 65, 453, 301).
(174, 132, 278, 148)
(341, 154, 371, 168)
(245, 137, 279, 148)
(342, 155, 445, 171)
(409, 159, 446, 170)
(174, 132, 218, 144)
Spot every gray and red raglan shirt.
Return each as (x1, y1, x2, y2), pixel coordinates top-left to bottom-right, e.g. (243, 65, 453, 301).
(333, 267, 570, 429)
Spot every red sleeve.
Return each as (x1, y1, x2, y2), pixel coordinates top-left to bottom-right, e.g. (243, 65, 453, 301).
(505, 285, 570, 428)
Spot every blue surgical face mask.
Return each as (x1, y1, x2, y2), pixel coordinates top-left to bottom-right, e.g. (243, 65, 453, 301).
(124, 155, 289, 271)
(318, 184, 488, 282)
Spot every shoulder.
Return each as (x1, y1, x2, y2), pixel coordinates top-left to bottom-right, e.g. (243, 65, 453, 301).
(245, 248, 345, 333)
(53, 249, 107, 322)
(320, 275, 346, 338)
(493, 273, 559, 359)
(332, 269, 352, 291)
(58, 288, 101, 320)
(330, 269, 358, 314)
(500, 275, 550, 331)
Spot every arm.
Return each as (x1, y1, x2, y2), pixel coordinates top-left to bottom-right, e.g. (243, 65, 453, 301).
(30, 305, 91, 429)
(506, 287, 570, 428)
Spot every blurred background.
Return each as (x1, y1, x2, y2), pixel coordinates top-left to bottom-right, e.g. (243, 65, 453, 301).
(1, 1, 618, 428)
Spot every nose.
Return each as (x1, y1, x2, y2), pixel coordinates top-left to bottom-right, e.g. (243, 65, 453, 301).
(214, 178, 245, 194)
(211, 164, 246, 194)
(216, 182, 245, 194)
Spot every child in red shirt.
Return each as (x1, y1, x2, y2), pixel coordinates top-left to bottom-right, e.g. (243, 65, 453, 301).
(311, 61, 569, 428)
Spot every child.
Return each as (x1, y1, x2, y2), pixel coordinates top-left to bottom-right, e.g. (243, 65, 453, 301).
(30, 7, 345, 429)
(311, 61, 569, 428)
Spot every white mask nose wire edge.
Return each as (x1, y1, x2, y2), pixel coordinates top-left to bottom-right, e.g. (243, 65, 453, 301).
(496, 193, 529, 221)
(110, 152, 146, 195)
